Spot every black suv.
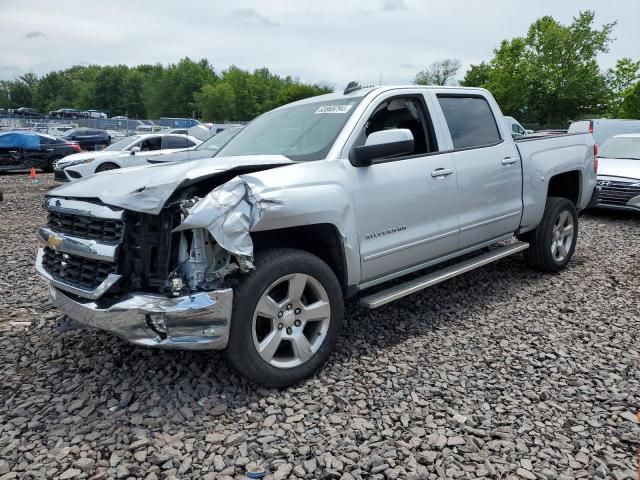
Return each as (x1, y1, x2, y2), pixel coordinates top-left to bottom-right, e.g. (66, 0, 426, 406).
(63, 128, 111, 150)
(0, 131, 81, 172)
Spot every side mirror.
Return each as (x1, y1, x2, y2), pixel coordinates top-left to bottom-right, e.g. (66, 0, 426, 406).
(350, 129, 414, 167)
(130, 146, 141, 155)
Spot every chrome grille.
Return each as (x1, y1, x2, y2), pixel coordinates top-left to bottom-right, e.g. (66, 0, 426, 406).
(598, 181, 640, 206)
(47, 210, 124, 242)
(42, 247, 116, 290)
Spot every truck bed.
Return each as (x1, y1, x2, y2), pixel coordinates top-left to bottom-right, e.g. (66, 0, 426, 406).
(515, 132, 595, 233)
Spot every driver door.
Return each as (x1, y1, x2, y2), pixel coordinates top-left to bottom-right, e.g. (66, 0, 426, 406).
(345, 91, 460, 283)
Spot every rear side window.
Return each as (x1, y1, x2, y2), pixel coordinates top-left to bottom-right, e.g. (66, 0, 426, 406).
(163, 135, 191, 149)
(437, 96, 501, 149)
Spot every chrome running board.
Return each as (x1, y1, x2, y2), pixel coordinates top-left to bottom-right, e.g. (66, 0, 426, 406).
(359, 241, 529, 309)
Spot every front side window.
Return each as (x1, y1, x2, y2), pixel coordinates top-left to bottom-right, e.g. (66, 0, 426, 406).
(438, 95, 501, 149)
(357, 96, 436, 156)
(216, 97, 364, 161)
(140, 137, 162, 151)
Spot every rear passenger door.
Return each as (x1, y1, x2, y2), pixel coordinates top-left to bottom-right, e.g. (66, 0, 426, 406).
(434, 94, 522, 249)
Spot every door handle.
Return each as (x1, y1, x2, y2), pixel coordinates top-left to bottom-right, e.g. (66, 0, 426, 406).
(431, 168, 453, 178)
(502, 157, 518, 165)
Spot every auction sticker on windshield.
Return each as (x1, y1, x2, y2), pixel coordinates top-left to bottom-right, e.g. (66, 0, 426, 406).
(315, 105, 353, 114)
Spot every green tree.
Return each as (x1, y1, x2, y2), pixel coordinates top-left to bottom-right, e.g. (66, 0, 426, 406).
(415, 59, 461, 86)
(461, 11, 615, 126)
(620, 82, 640, 118)
(275, 83, 331, 106)
(194, 82, 236, 122)
(460, 62, 492, 87)
(605, 57, 640, 116)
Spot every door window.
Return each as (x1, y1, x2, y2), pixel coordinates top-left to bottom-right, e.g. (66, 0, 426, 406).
(140, 137, 162, 151)
(437, 95, 501, 149)
(162, 135, 191, 149)
(356, 97, 437, 156)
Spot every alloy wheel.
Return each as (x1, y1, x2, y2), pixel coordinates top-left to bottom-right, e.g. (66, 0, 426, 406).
(251, 273, 331, 369)
(551, 209, 574, 262)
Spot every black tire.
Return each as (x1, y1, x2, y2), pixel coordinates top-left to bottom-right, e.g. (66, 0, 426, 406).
(46, 156, 62, 173)
(225, 248, 344, 388)
(519, 197, 578, 272)
(95, 162, 120, 173)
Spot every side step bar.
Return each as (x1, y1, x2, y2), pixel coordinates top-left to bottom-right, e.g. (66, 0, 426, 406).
(360, 241, 529, 309)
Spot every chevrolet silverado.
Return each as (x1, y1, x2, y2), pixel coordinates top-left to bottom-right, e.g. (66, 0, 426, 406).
(36, 85, 597, 387)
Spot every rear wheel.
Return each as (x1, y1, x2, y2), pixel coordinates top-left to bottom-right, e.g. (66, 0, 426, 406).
(95, 162, 119, 173)
(225, 248, 344, 387)
(519, 197, 578, 272)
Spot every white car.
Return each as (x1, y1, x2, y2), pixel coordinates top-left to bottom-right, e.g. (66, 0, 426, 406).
(55, 134, 201, 181)
(593, 133, 640, 211)
(504, 116, 533, 138)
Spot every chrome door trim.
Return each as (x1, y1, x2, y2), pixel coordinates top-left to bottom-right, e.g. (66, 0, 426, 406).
(362, 229, 459, 262)
(459, 211, 521, 233)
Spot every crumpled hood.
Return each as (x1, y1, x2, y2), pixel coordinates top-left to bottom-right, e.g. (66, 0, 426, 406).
(597, 157, 640, 181)
(47, 155, 294, 214)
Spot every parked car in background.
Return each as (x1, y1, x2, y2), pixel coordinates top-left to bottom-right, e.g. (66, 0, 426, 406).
(49, 108, 83, 119)
(593, 133, 640, 211)
(504, 116, 533, 138)
(147, 126, 243, 164)
(13, 107, 40, 117)
(168, 128, 189, 135)
(63, 128, 111, 150)
(111, 116, 128, 120)
(85, 110, 108, 119)
(0, 131, 80, 172)
(58, 134, 201, 180)
(569, 119, 640, 145)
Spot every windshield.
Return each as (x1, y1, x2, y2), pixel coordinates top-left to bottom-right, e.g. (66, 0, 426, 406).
(197, 128, 242, 152)
(215, 97, 364, 161)
(599, 136, 640, 160)
(105, 135, 140, 151)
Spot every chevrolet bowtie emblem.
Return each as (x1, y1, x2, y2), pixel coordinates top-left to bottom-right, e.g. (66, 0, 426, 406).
(47, 234, 63, 250)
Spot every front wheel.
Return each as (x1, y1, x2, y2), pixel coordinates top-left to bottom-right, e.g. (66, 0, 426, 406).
(95, 162, 120, 173)
(519, 197, 578, 272)
(47, 156, 62, 173)
(225, 248, 344, 388)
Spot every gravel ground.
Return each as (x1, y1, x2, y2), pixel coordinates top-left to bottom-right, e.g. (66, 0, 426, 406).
(0, 172, 639, 480)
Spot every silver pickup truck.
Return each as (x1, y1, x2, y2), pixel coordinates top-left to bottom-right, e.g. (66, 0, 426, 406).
(36, 85, 597, 387)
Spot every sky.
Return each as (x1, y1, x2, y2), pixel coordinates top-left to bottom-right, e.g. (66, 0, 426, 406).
(1, 0, 639, 88)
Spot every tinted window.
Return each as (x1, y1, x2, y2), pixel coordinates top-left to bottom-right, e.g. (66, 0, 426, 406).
(163, 135, 191, 149)
(140, 137, 162, 151)
(437, 96, 501, 149)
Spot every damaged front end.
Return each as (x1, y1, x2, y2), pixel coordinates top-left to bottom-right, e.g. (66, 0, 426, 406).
(36, 163, 283, 350)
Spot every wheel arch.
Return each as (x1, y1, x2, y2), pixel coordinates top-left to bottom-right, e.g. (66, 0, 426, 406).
(251, 223, 351, 295)
(547, 170, 581, 206)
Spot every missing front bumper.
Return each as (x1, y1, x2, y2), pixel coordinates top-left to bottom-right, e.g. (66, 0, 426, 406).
(49, 286, 233, 350)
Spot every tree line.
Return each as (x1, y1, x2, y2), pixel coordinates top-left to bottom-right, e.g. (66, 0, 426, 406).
(415, 11, 640, 127)
(0, 59, 331, 122)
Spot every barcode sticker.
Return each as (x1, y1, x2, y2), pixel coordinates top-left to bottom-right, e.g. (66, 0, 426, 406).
(315, 105, 353, 114)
